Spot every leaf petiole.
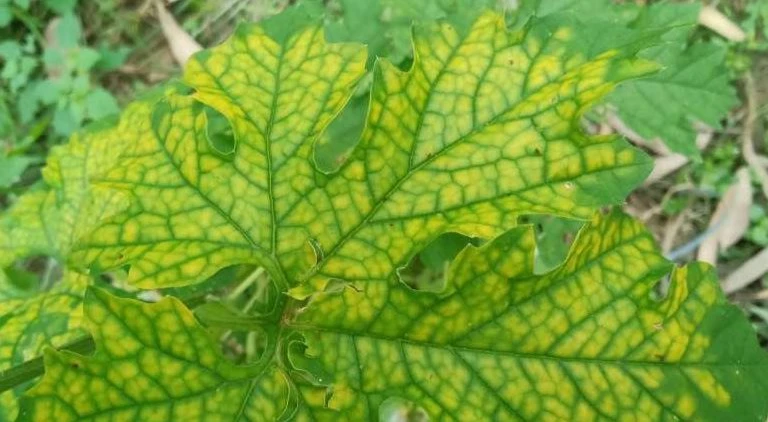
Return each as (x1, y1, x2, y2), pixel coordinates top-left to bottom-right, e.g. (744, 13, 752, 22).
(0, 336, 94, 394)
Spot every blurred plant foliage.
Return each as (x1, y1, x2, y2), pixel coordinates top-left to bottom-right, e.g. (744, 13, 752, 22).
(0, 0, 124, 190)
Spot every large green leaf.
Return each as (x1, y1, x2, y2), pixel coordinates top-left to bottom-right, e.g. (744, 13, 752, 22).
(75, 12, 655, 294)
(19, 211, 768, 420)
(608, 40, 736, 156)
(606, 3, 737, 156)
(314, 0, 500, 169)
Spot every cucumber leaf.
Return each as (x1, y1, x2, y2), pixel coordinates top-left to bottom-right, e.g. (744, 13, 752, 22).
(75, 12, 656, 294)
(19, 211, 768, 420)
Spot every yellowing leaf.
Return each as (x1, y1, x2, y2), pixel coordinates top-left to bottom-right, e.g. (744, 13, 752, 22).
(74, 23, 368, 289)
(17, 287, 292, 421)
(290, 210, 768, 420)
(0, 272, 87, 421)
(9, 9, 768, 422)
(75, 12, 654, 292)
(20, 211, 768, 421)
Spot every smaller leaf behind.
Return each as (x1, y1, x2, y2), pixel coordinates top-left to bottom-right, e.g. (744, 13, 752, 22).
(538, 1, 737, 155)
(0, 101, 154, 267)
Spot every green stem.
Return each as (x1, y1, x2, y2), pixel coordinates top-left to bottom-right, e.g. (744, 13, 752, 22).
(0, 336, 94, 394)
(226, 267, 265, 301)
(0, 293, 213, 394)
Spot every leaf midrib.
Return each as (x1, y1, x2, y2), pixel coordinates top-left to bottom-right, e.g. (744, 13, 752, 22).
(289, 323, 768, 370)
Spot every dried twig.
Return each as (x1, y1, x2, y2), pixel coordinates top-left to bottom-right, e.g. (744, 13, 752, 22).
(697, 167, 753, 265)
(661, 208, 690, 254)
(742, 73, 768, 200)
(698, 5, 746, 42)
(723, 248, 768, 294)
(606, 113, 670, 155)
(645, 130, 714, 184)
(154, 0, 203, 66)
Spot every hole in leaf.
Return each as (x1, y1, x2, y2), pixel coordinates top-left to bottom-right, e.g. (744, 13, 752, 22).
(202, 105, 236, 156)
(324, 278, 354, 294)
(287, 338, 333, 386)
(519, 215, 582, 274)
(3, 265, 42, 293)
(307, 238, 324, 265)
(398, 232, 477, 292)
(216, 328, 269, 364)
(650, 274, 672, 302)
(314, 95, 368, 173)
(379, 397, 430, 422)
(161, 264, 244, 301)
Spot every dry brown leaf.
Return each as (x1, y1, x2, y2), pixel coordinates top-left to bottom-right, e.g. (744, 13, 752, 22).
(154, 0, 202, 66)
(697, 167, 753, 265)
(723, 248, 768, 294)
